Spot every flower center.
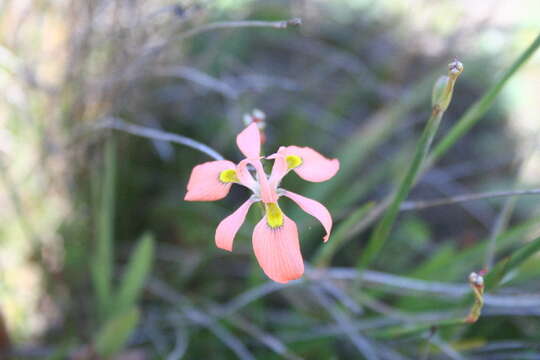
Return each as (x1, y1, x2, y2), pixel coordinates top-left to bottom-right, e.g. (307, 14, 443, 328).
(286, 155, 302, 170)
(219, 169, 239, 183)
(265, 202, 283, 228)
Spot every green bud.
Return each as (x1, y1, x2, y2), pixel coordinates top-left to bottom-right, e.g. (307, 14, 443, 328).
(432, 75, 450, 110)
(431, 60, 464, 112)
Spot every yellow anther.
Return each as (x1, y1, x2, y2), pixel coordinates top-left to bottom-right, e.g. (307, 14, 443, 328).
(265, 202, 284, 228)
(286, 155, 303, 170)
(219, 169, 239, 183)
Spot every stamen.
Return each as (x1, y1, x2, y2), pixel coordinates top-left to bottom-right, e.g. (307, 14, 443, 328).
(286, 155, 302, 170)
(219, 169, 239, 183)
(265, 202, 284, 228)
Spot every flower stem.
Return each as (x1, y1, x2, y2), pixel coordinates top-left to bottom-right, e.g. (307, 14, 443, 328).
(357, 61, 463, 269)
(428, 32, 540, 165)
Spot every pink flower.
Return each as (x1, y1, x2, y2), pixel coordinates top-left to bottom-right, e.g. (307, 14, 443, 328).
(185, 123, 339, 283)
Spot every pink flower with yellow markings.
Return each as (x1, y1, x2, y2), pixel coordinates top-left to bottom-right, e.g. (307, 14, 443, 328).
(184, 122, 339, 283)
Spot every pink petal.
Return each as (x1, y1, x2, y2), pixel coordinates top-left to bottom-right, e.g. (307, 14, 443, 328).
(184, 160, 236, 201)
(215, 198, 255, 251)
(236, 159, 258, 191)
(283, 190, 332, 242)
(251, 159, 278, 203)
(279, 146, 339, 182)
(252, 214, 304, 283)
(236, 122, 261, 159)
(267, 153, 288, 189)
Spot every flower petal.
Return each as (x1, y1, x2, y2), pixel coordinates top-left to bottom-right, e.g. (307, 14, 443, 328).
(251, 158, 278, 203)
(267, 153, 289, 189)
(236, 122, 261, 159)
(184, 160, 237, 201)
(215, 198, 255, 251)
(283, 190, 332, 242)
(236, 159, 258, 191)
(278, 146, 339, 182)
(252, 214, 304, 283)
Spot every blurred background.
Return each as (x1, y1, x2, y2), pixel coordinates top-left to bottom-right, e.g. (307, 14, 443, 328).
(1, 0, 540, 358)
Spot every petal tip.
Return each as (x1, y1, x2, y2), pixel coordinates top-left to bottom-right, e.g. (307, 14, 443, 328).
(216, 242, 233, 252)
(236, 123, 261, 158)
(267, 266, 304, 283)
(215, 199, 254, 253)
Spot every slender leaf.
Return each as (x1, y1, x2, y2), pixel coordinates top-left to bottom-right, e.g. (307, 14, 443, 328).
(113, 233, 155, 313)
(485, 235, 540, 291)
(92, 137, 116, 320)
(94, 307, 140, 358)
(358, 109, 444, 268)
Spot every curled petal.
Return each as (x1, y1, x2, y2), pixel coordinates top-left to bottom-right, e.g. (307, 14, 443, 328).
(184, 160, 236, 201)
(252, 214, 304, 283)
(236, 159, 258, 191)
(215, 198, 255, 251)
(267, 153, 289, 189)
(283, 190, 332, 242)
(278, 146, 339, 182)
(251, 159, 278, 203)
(236, 122, 261, 159)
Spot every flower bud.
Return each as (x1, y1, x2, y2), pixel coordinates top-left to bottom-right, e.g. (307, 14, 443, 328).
(431, 60, 463, 112)
(243, 109, 267, 143)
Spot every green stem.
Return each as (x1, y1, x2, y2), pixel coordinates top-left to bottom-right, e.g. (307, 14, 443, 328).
(92, 138, 116, 321)
(356, 61, 463, 269)
(371, 318, 463, 339)
(484, 235, 540, 291)
(358, 109, 444, 269)
(429, 32, 540, 164)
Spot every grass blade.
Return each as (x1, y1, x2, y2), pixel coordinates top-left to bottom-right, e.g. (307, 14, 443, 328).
(94, 307, 140, 358)
(357, 110, 443, 268)
(91, 138, 116, 321)
(113, 233, 155, 314)
(485, 236, 540, 291)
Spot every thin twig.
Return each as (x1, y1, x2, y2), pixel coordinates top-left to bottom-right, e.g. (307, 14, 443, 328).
(226, 313, 304, 360)
(221, 281, 292, 316)
(422, 169, 493, 228)
(166, 328, 189, 360)
(310, 286, 379, 360)
(429, 336, 465, 360)
(219, 268, 540, 318)
(179, 18, 302, 40)
(353, 292, 411, 322)
(319, 281, 363, 315)
(154, 66, 239, 99)
(282, 307, 540, 345)
(147, 278, 255, 360)
(321, 268, 540, 308)
(400, 188, 540, 211)
(96, 117, 224, 160)
(485, 128, 540, 269)
(485, 200, 516, 270)
(323, 268, 468, 296)
(281, 313, 447, 344)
